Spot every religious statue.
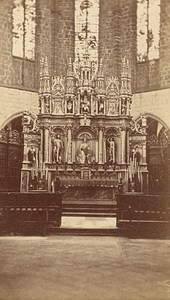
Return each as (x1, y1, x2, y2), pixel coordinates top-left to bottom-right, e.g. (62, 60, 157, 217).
(78, 135, 90, 164)
(22, 112, 34, 132)
(28, 145, 36, 165)
(80, 93, 91, 114)
(98, 97, 104, 114)
(44, 96, 50, 113)
(52, 134, 63, 163)
(67, 99, 73, 113)
(131, 145, 140, 167)
(107, 137, 115, 164)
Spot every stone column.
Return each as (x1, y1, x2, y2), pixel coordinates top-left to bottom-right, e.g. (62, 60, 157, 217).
(39, 125, 44, 166)
(23, 135, 28, 162)
(72, 140, 76, 163)
(121, 127, 126, 164)
(66, 126, 72, 164)
(120, 0, 137, 91)
(99, 0, 121, 77)
(44, 125, 49, 163)
(54, 0, 75, 75)
(142, 141, 147, 164)
(98, 127, 103, 164)
(126, 130, 130, 164)
(95, 140, 98, 163)
(36, 0, 52, 85)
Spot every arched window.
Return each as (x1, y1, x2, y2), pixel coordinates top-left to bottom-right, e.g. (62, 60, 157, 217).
(12, 0, 36, 60)
(137, 0, 160, 62)
(75, 0, 99, 64)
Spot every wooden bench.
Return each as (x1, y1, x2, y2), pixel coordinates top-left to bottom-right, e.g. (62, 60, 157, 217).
(0, 192, 62, 236)
(117, 193, 170, 238)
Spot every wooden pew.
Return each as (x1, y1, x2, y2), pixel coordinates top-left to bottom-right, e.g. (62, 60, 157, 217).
(117, 193, 170, 238)
(0, 192, 62, 236)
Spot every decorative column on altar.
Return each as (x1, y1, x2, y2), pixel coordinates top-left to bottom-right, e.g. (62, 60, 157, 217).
(141, 115, 148, 193)
(23, 136, 28, 162)
(126, 128, 130, 165)
(66, 126, 72, 164)
(120, 56, 132, 116)
(141, 115, 147, 165)
(44, 124, 50, 163)
(121, 126, 126, 165)
(39, 57, 51, 115)
(98, 126, 103, 164)
(65, 58, 76, 115)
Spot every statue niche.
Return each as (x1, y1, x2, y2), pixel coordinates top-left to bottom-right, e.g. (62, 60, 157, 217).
(98, 97, 104, 114)
(80, 90, 91, 114)
(28, 145, 37, 165)
(77, 134, 92, 164)
(106, 136, 116, 164)
(66, 96, 73, 114)
(52, 133, 64, 163)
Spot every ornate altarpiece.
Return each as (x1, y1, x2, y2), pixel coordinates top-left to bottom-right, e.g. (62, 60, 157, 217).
(20, 53, 148, 196)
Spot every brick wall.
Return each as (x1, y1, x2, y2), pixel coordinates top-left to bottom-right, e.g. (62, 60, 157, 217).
(99, 0, 121, 77)
(53, 0, 75, 76)
(120, 0, 137, 91)
(36, 0, 53, 82)
(0, 0, 169, 131)
(0, 0, 170, 90)
(0, 0, 37, 90)
(99, 0, 170, 92)
(159, 0, 170, 88)
(0, 0, 13, 86)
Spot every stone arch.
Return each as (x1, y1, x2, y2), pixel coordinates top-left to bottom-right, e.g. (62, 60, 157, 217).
(0, 111, 31, 192)
(73, 126, 97, 140)
(0, 110, 36, 130)
(51, 126, 65, 137)
(133, 112, 170, 194)
(133, 112, 170, 131)
(105, 127, 120, 137)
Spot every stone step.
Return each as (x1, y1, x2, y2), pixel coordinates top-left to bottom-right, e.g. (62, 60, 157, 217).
(49, 228, 124, 236)
(63, 199, 117, 205)
(62, 204, 117, 217)
(48, 216, 123, 236)
(62, 216, 116, 228)
(62, 212, 116, 217)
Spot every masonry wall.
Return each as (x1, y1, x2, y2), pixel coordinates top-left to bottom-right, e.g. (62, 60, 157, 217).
(0, 87, 38, 130)
(99, 0, 121, 77)
(0, 0, 169, 130)
(159, 0, 170, 88)
(131, 88, 170, 129)
(99, 0, 170, 93)
(0, 0, 37, 90)
(53, 0, 75, 76)
(36, 0, 53, 79)
(120, 0, 137, 91)
(0, 0, 13, 87)
(0, 0, 170, 90)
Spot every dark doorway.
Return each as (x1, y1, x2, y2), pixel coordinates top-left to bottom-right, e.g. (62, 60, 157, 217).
(146, 117, 170, 195)
(0, 116, 23, 192)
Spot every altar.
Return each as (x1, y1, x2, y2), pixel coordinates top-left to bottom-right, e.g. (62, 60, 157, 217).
(20, 52, 148, 197)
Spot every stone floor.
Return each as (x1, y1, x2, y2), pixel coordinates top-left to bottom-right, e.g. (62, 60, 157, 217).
(0, 235, 170, 300)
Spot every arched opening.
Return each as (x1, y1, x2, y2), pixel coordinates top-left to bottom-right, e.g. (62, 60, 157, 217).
(146, 116, 170, 194)
(133, 113, 170, 194)
(0, 116, 24, 192)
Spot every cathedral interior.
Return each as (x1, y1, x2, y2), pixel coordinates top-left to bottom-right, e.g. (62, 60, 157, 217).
(0, 1, 170, 299)
(0, 0, 169, 197)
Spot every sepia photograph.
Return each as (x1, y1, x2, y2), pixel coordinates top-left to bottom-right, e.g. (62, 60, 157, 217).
(0, 0, 170, 299)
